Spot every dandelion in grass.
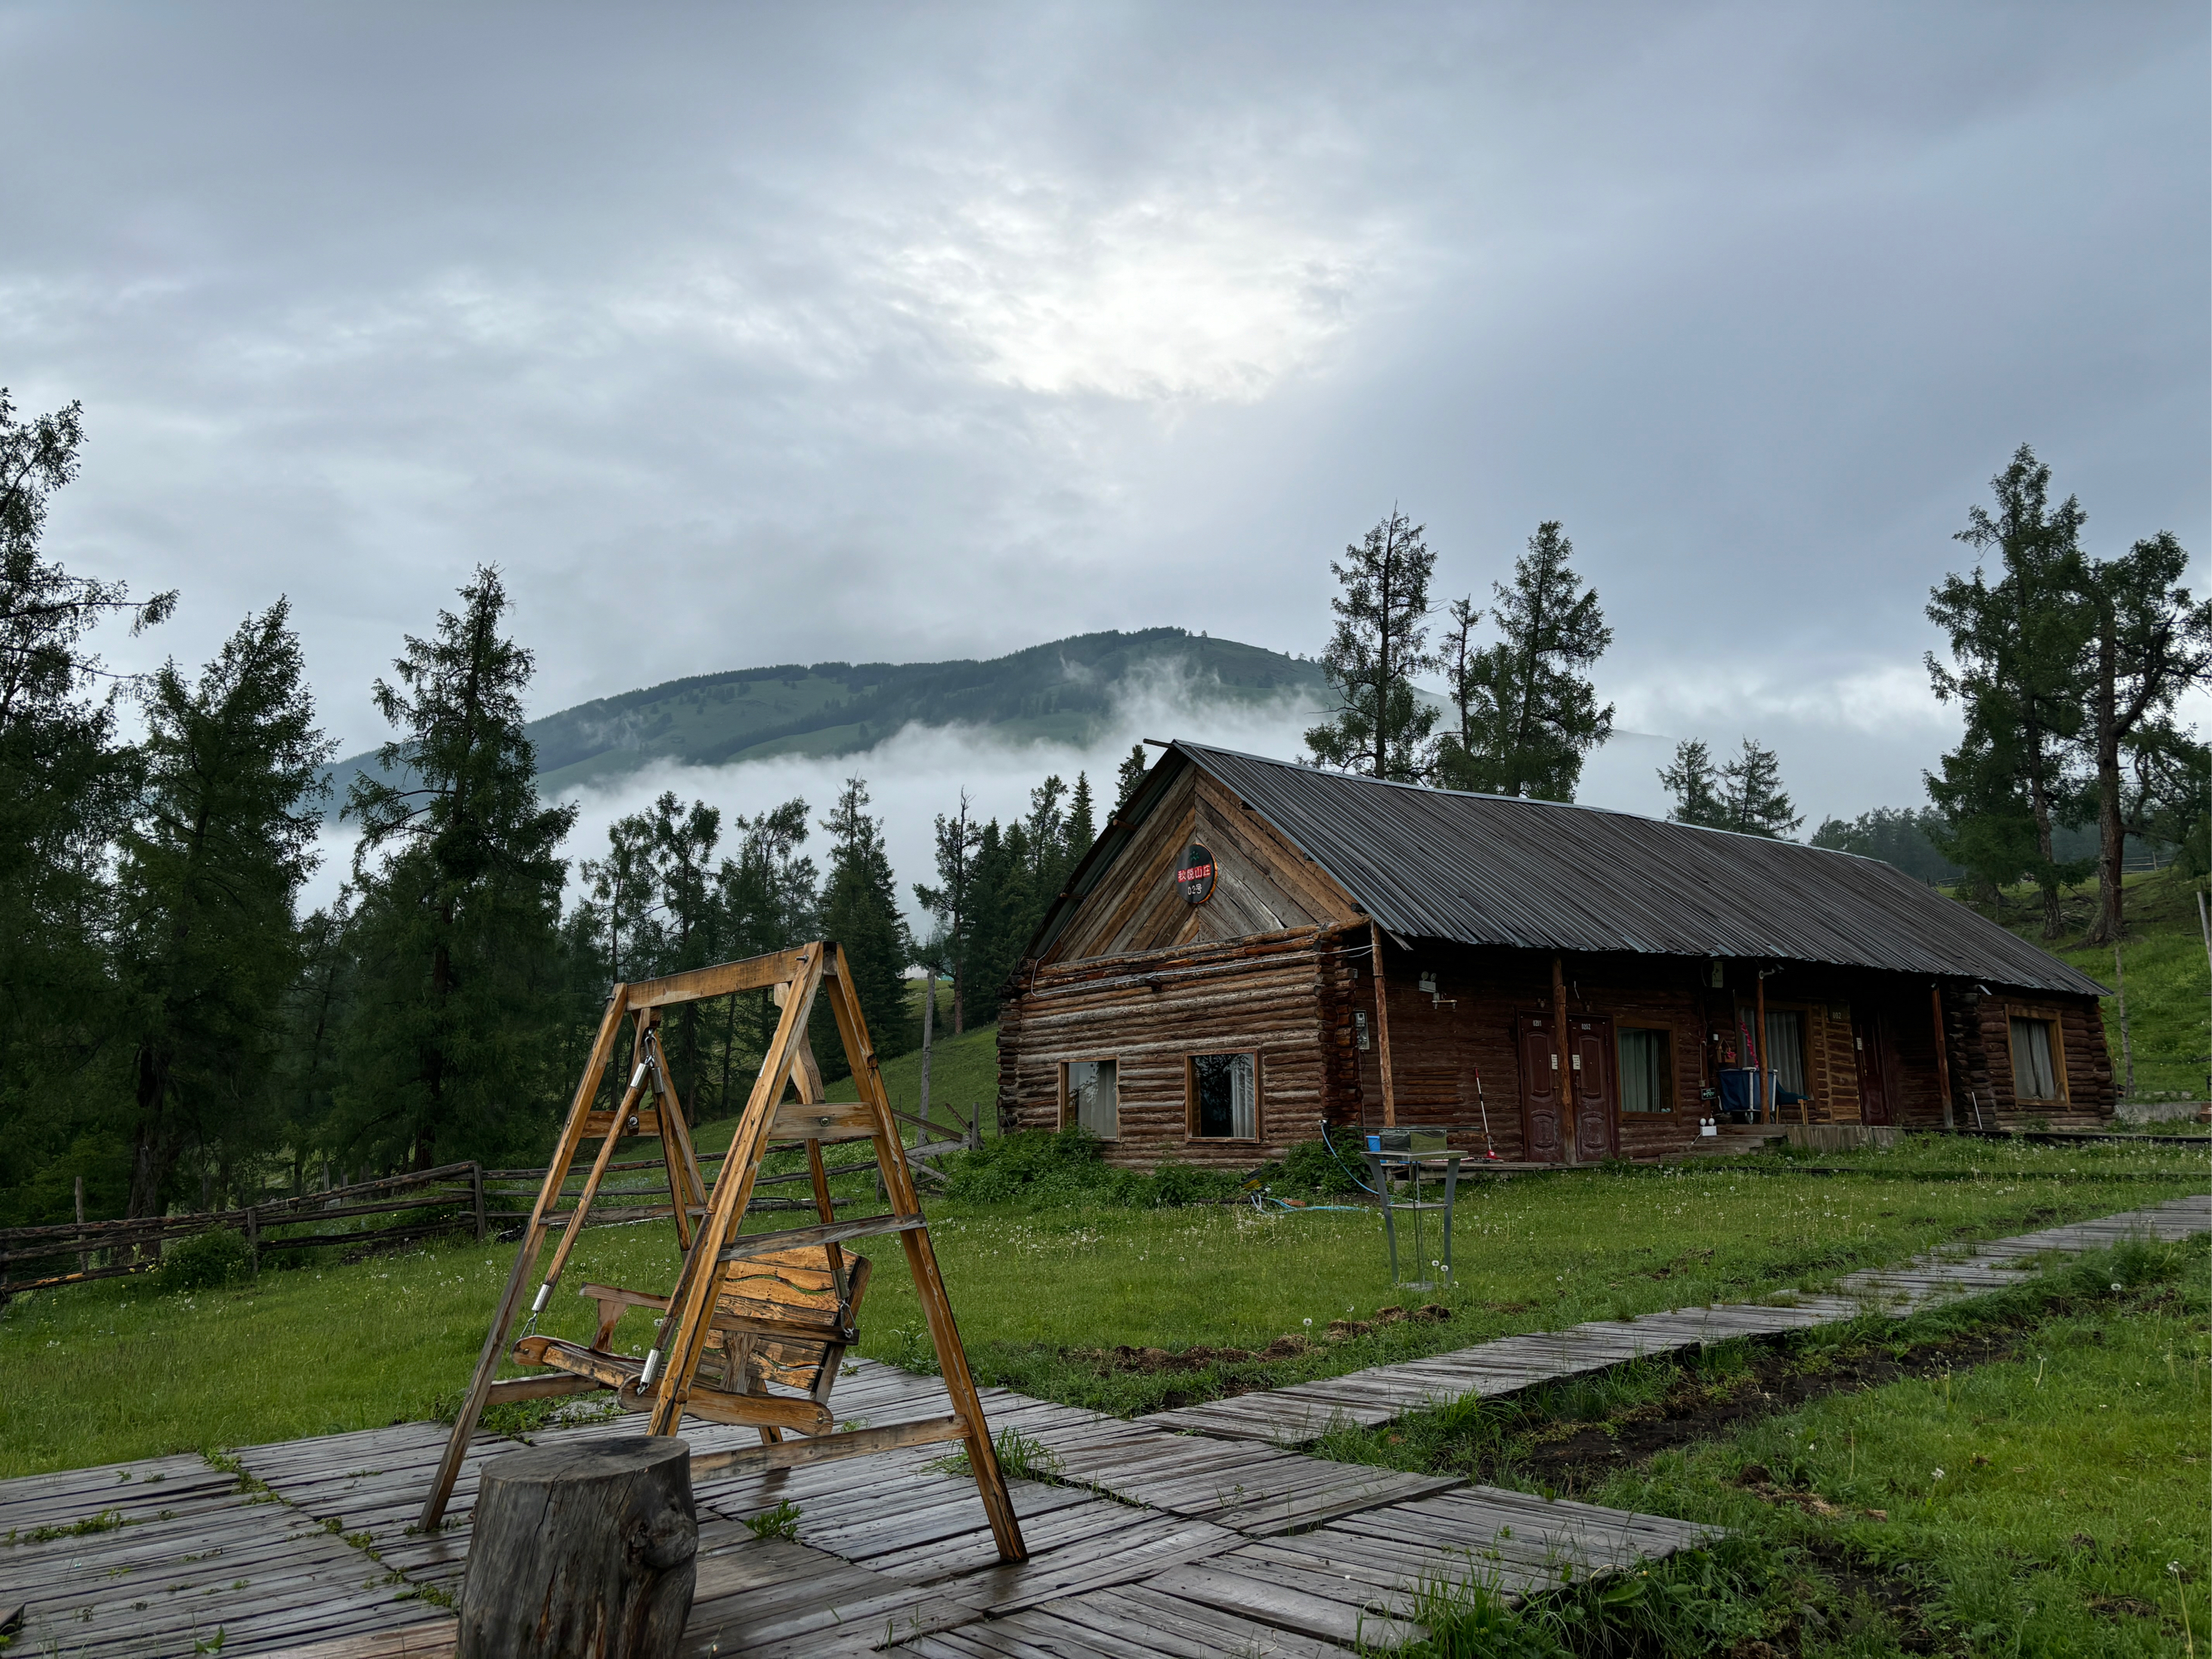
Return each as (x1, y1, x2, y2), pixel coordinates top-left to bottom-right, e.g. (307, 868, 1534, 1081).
(1932, 1467, 1945, 1480)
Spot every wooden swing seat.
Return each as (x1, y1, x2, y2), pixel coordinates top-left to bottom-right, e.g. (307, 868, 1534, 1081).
(509, 1245, 874, 1438)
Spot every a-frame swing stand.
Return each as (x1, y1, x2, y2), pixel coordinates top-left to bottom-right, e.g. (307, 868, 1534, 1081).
(420, 941, 1025, 1562)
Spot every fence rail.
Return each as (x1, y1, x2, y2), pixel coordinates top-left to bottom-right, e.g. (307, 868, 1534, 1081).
(0, 1103, 988, 1299)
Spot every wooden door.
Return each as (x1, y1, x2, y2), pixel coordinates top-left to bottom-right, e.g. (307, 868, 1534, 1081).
(1516, 1015, 1563, 1164)
(1853, 1010, 1894, 1126)
(1567, 1014, 1617, 1160)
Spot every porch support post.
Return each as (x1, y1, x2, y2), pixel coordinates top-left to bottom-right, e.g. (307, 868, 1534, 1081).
(1929, 981, 1955, 1129)
(1369, 921, 1398, 1128)
(1754, 971, 1769, 1124)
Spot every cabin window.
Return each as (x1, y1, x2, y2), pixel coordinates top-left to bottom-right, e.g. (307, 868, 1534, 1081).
(1062, 1059, 1119, 1139)
(1762, 1009, 1807, 1095)
(2010, 1017, 2063, 1102)
(1616, 1027, 1672, 1112)
(1189, 1052, 1258, 1140)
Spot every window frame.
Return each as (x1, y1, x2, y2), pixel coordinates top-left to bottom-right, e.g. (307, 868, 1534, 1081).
(1184, 1049, 1263, 1143)
(2004, 1005, 2070, 1104)
(1614, 1019, 1675, 1114)
(1057, 1055, 1121, 1141)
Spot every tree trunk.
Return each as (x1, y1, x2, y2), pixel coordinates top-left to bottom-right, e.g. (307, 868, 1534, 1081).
(459, 1437, 697, 1659)
(2084, 620, 2128, 946)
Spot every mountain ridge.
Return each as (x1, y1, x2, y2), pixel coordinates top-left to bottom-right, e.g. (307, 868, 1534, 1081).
(323, 626, 1330, 809)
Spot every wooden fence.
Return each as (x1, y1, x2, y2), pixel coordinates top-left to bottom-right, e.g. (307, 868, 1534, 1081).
(0, 1100, 985, 1300)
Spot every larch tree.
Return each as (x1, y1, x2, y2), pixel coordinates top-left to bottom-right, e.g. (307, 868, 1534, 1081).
(1114, 742, 1150, 809)
(1926, 445, 2093, 937)
(114, 601, 331, 1217)
(2078, 530, 2211, 942)
(1305, 508, 1440, 782)
(817, 776, 912, 1061)
(0, 392, 173, 1214)
(914, 790, 980, 1034)
(649, 792, 725, 1098)
(343, 566, 577, 1170)
(1437, 522, 1613, 800)
(1718, 738, 1802, 839)
(1658, 739, 1728, 828)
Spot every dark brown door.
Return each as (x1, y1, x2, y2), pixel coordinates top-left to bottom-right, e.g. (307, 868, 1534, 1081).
(1568, 1015, 1618, 1160)
(1516, 1015, 1563, 1164)
(1854, 1010, 1894, 1126)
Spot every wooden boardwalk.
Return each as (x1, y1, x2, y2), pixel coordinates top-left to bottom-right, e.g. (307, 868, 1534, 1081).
(2, 1195, 2200, 1658)
(1149, 1193, 2212, 1443)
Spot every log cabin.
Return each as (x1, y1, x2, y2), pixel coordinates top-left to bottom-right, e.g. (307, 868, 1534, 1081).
(995, 742, 2114, 1166)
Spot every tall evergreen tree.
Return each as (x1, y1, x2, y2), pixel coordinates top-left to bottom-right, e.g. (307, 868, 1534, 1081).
(275, 893, 356, 1196)
(2077, 531, 2211, 941)
(1657, 739, 1728, 828)
(577, 811, 660, 984)
(649, 792, 725, 1097)
(1926, 445, 2093, 937)
(1437, 522, 1613, 800)
(1717, 738, 1802, 839)
(1114, 742, 1150, 810)
(913, 791, 981, 1034)
(1305, 508, 1440, 782)
(709, 798, 814, 1114)
(0, 392, 173, 1214)
(343, 566, 577, 1169)
(114, 601, 332, 1216)
(1065, 772, 1096, 866)
(817, 776, 912, 1061)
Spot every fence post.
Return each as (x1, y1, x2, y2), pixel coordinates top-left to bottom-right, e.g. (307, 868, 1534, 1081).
(75, 1176, 88, 1276)
(970, 1104, 981, 1151)
(246, 1205, 260, 1277)
(474, 1163, 488, 1243)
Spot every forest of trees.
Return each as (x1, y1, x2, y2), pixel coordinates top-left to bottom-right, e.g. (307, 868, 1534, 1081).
(1306, 455, 2208, 945)
(0, 391, 1101, 1229)
(7, 384, 2204, 1233)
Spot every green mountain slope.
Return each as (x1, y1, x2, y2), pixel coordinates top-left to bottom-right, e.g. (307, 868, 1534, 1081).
(325, 627, 1326, 807)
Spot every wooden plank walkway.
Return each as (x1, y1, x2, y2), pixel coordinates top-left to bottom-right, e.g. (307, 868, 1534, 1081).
(1146, 1193, 2212, 1443)
(2, 1194, 2197, 1658)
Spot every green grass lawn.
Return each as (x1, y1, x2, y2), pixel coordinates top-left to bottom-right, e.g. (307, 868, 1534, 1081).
(0, 1136, 2201, 1478)
(1311, 1236, 2210, 1657)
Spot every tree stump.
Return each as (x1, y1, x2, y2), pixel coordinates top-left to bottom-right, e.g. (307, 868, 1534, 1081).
(458, 1437, 697, 1659)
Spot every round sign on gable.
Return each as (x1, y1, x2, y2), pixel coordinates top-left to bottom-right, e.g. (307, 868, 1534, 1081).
(1175, 844, 1217, 906)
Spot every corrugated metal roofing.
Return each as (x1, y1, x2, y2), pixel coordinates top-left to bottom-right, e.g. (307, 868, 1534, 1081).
(1055, 742, 2103, 996)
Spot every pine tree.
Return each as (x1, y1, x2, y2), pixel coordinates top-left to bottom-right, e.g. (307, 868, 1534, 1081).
(913, 791, 980, 1034)
(1437, 522, 1613, 800)
(1065, 772, 1096, 867)
(114, 601, 333, 1215)
(817, 776, 912, 1060)
(0, 392, 173, 1218)
(711, 798, 814, 1112)
(649, 793, 725, 1098)
(578, 811, 661, 985)
(1114, 743, 1150, 809)
(1718, 738, 1802, 839)
(1305, 508, 1440, 782)
(1927, 445, 2094, 937)
(2073, 532, 2211, 941)
(342, 567, 577, 1169)
(1658, 739, 1728, 828)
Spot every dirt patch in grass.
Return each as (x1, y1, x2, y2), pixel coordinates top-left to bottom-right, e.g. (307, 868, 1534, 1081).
(1508, 1323, 2028, 1495)
(1068, 1301, 1454, 1376)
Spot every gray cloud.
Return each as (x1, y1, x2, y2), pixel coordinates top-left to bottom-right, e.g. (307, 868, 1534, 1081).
(5, 2, 2204, 843)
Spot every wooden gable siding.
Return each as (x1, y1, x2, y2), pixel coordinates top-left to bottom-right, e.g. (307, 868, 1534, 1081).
(998, 929, 1339, 1166)
(1049, 771, 1359, 965)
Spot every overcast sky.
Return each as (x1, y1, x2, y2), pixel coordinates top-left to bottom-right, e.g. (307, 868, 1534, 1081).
(6, 2, 2206, 890)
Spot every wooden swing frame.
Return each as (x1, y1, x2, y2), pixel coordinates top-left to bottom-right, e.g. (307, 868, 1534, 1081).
(418, 941, 1025, 1562)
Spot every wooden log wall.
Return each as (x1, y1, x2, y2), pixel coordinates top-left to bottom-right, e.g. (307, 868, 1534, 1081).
(1000, 929, 1340, 1167)
(1971, 988, 2116, 1130)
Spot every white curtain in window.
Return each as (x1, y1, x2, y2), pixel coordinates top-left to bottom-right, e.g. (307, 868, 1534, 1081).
(1763, 1010, 1806, 1094)
(1228, 1053, 1256, 1138)
(2010, 1019, 2057, 1100)
(1617, 1029, 1668, 1112)
(1067, 1059, 1118, 1138)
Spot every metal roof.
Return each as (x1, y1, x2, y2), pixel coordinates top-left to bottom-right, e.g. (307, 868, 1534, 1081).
(1041, 742, 2105, 997)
